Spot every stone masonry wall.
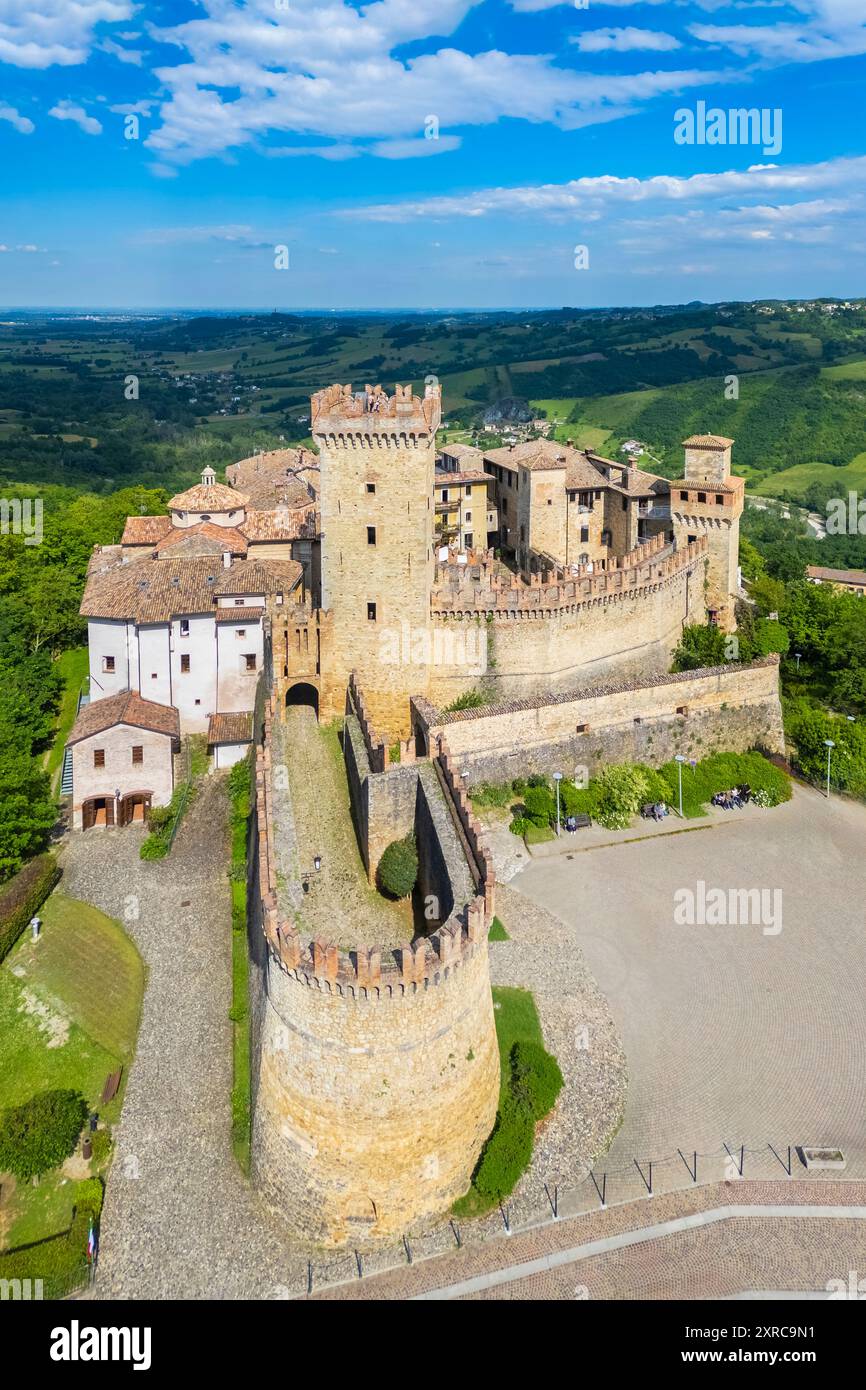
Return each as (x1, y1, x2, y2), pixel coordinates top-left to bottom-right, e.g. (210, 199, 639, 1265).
(417, 658, 784, 786)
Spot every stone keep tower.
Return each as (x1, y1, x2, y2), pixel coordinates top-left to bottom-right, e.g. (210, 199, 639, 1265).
(313, 382, 441, 736)
(670, 435, 744, 630)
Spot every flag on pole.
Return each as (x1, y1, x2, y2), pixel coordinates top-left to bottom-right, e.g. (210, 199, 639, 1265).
(87, 1223, 97, 1264)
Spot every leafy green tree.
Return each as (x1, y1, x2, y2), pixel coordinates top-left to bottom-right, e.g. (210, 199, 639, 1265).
(377, 835, 418, 898)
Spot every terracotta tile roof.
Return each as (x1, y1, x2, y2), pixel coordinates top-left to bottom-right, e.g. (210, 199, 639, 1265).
(121, 515, 173, 546)
(807, 565, 866, 586)
(226, 448, 320, 509)
(240, 506, 317, 542)
(215, 606, 264, 622)
(212, 558, 302, 597)
(68, 690, 180, 745)
(155, 523, 248, 558)
(81, 553, 301, 623)
(682, 434, 735, 448)
(670, 478, 739, 496)
(167, 481, 248, 512)
(208, 711, 254, 745)
(484, 440, 569, 471)
(434, 471, 491, 487)
(440, 443, 483, 460)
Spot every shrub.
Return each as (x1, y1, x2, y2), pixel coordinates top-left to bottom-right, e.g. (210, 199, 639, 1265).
(0, 1089, 88, 1180)
(377, 835, 418, 898)
(442, 689, 486, 713)
(593, 763, 649, 829)
(508, 815, 529, 837)
(89, 1127, 112, 1165)
(789, 710, 866, 797)
(511, 1041, 564, 1121)
(472, 1097, 534, 1202)
(0, 852, 60, 963)
(523, 784, 555, 827)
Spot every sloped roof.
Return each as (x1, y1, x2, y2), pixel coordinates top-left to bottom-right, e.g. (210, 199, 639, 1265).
(240, 507, 317, 542)
(68, 690, 180, 745)
(682, 435, 735, 448)
(81, 553, 301, 623)
(807, 565, 866, 585)
(208, 711, 254, 745)
(155, 523, 248, 558)
(121, 515, 173, 546)
(167, 481, 248, 512)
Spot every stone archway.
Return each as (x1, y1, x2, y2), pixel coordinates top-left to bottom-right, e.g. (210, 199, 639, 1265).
(118, 791, 152, 827)
(285, 682, 319, 718)
(82, 796, 114, 830)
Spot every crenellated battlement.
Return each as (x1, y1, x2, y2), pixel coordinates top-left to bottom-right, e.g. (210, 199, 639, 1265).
(431, 534, 707, 619)
(311, 381, 441, 435)
(255, 688, 493, 999)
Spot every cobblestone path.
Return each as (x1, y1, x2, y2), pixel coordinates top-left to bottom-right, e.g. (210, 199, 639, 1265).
(59, 778, 295, 1299)
(274, 705, 413, 947)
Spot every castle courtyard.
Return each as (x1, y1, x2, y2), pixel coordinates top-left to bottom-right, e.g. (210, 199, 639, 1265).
(509, 781, 866, 1205)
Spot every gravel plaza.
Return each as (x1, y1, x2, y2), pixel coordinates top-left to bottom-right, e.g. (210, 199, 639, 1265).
(509, 781, 866, 1199)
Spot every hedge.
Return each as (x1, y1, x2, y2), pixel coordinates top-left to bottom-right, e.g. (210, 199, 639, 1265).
(0, 852, 61, 964)
(0, 1089, 88, 1180)
(0, 1177, 102, 1299)
(377, 835, 418, 899)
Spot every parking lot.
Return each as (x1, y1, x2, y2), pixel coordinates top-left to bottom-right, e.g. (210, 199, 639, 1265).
(512, 782, 866, 1192)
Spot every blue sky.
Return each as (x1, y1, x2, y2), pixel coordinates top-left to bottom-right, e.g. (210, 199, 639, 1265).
(1, 0, 865, 309)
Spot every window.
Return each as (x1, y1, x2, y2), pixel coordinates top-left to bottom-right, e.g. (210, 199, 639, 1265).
(676, 705, 689, 717)
(715, 494, 723, 505)
(93, 748, 105, 768)
(366, 482, 376, 494)
(102, 655, 115, 673)
(180, 619, 190, 637)
(132, 746, 143, 765)
(465, 484, 471, 497)
(697, 492, 706, 503)
(621, 496, 627, 510)
(465, 533, 473, 549)
(234, 599, 245, 606)
(580, 526, 589, 542)
(575, 724, 588, 735)
(367, 525, 376, 546)
(367, 601, 377, 621)
(151, 672, 157, 680)
(236, 629, 246, 639)
(465, 511, 472, 522)
(244, 654, 256, 672)
(181, 654, 190, 673)
(679, 490, 689, 501)
(441, 489, 449, 502)
(547, 498, 552, 506)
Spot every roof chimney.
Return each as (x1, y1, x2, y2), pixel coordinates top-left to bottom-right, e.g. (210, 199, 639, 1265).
(222, 551, 231, 569)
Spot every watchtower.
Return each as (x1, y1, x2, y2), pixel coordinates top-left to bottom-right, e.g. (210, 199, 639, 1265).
(313, 382, 441, 735)
(670, 435, 744, 630)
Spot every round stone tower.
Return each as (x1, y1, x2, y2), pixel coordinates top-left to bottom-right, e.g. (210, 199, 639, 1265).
(249, 700, 500, 1248)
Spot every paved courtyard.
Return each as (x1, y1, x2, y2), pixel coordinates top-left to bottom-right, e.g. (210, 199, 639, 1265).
(509, 781, 866, 1203)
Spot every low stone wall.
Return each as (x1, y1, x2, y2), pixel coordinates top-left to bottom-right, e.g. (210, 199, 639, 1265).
(416, 658, 784, 786)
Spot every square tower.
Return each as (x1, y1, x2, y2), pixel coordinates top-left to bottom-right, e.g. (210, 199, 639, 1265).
(670, 435, 744, 630)
(313, 383, 441, 735)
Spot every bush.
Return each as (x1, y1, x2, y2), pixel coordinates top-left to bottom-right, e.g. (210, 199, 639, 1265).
(377, 835, 418, 898)
(511, 1040, 564, 1121)
(442, 689, 486, 713)
(0, 1089, 88, 1180)
(508, 815, 529, 837)
(472, 1097, 535, 1202)
(0, 852, 60, 963)
(523, 784, 555, 827)
(659, 749, 791, 816)
(789, 710, 866, 797)
(594, 764, 651, 829)
(89, 1128, 112, 1165)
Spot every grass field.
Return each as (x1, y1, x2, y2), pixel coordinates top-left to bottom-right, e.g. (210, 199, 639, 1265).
(0, 892, 143, 1247)
(760, 452, 866, 501)
(44, 647, 89, 792)
(822, 357, 866, 381)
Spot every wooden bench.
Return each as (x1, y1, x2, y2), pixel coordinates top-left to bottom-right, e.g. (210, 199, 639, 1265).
(101, 1068, 122, 1104)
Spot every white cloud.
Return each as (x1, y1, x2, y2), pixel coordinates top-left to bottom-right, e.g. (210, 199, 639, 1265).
(344, 153, 866, 222)
(0, 102, 34, 134)
(690, 0, 866, 63)
(100, 36, 143, 66)
(49, 101, 103, 136)
(0, 0, 132, 69)
(141, 0, 733, 168)
(572, 28, 682, 54)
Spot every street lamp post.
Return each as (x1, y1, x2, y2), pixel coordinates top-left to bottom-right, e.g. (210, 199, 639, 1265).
(824, 739, 835, 799)
(675, 754, 686, 817)
(795, 652, 802, 671)
(553, 772, 563, 836)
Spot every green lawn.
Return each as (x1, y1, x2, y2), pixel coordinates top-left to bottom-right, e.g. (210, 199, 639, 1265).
(44, 647, 89, 793)
(0, 892, 143, 1247)
(760, 452, 866, 501)
(822, 357, 866, 381)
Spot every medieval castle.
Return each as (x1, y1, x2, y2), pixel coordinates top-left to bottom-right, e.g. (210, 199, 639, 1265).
(69, 382, 784, 1244)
